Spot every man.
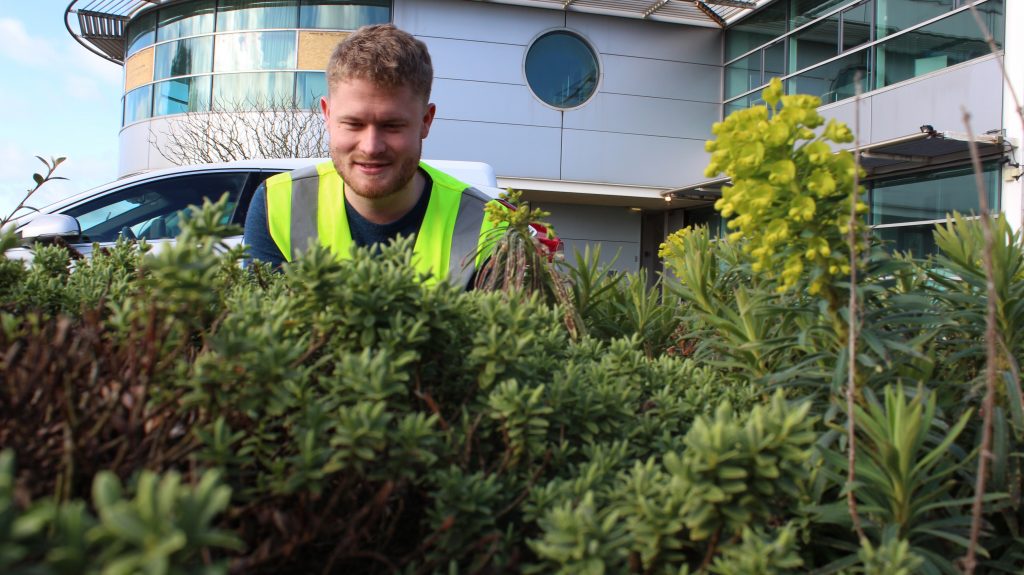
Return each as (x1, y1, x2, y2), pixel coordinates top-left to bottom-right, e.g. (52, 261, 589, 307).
(244, 24, 503, 288)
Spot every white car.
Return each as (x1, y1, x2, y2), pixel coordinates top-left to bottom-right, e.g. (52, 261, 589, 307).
(7, 158, 502, 260)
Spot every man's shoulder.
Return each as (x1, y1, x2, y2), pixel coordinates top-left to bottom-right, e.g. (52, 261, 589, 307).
(267, 161, 332, 187)
(419, 162, 495, 207)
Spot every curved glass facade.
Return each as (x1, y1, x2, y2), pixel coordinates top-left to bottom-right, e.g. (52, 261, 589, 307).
(724, 0, 1003, 108)
(121, 0, 391, 126)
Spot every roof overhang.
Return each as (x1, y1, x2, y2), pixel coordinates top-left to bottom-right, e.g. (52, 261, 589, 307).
(65, 0, 167, 63)
(473, 0, 770, 28)
(663, 129, 1012, 202)
(66, 0, 775, 64)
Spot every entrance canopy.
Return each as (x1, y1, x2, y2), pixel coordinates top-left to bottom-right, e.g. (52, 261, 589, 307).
(664, 129, 1010, 202)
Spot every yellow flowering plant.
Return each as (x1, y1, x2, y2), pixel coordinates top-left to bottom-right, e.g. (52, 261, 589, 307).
(705, 78, 867, 303)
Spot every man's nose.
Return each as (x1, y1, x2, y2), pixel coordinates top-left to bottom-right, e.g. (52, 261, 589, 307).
(358, 127, 386, 156)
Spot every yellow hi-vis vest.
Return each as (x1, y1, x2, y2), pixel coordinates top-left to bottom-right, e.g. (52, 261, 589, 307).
(264, 160, 504, 288)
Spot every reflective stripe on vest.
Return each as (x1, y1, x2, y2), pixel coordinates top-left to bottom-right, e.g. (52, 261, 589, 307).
(264, 160, 504, 287)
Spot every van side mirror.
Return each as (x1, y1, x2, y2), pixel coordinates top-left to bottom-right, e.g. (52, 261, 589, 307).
(19, 214, 82, 242)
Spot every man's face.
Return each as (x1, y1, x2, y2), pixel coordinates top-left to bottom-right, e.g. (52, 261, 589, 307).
(321, 77, 435, 200)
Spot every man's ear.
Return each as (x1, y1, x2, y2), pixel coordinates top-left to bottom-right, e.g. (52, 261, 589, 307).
(421, 103, 436, 139)
(320, 96, 330, 122)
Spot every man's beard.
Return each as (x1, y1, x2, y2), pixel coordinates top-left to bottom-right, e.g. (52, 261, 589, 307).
(333, 146, 422, 200)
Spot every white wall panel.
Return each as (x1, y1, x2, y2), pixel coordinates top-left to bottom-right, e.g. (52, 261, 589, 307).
(819, 98, 872, 147)
(566, 11, 720, 65)
(870, 57, 1003, 143)
(433, 78, 562, 127)
(395, 0, 561, 45)
(559, 238, 640, 273)
(119, 121, 152, 176)
(563, 92, 717, 140)
(537, 202, 640, 242)
(424, 37, 527, 85)
(424, 118, 562, 179)
(561, 130, 708, 188)
(600, 54, 719, 103)
(536, 202, 642, 273)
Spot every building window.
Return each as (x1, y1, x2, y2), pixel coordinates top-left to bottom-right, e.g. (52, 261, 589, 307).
(876, 0, 955, 38)
(870, 162, 1000, 256)
(216, 0, 299, 32)
(525, 30, 599, 109)
(214, 31, 297, 72)
(125, 10, 156, 57)
(787, 49, 868, 102)
(299, 0, 390, 29)
(727, 1, 786, 60)
(213, 72, 296, 108)
(154, 76, 211, 115)
(123, 85, 153, 125)
(154, 36, 214, 80)
(296, 71, 327, 109)
(874, 3, 1002, 90)
(157, 0, 215, 42)
(723, 0, 1003, 113)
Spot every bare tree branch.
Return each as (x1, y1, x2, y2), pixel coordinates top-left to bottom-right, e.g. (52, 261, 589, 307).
(149, 97, 328, 165)
(960, 106, 999, 575)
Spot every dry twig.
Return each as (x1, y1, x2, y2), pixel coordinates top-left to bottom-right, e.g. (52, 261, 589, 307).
(959, 106, 999, 575)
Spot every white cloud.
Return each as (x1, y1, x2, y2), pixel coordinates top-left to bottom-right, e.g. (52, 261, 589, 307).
(0, 18, 59, 67)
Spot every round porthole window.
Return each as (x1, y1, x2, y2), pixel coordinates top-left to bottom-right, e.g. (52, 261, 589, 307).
(525, 30, 599, 109)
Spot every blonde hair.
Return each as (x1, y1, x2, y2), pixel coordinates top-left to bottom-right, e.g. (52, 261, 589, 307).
(326, 24, 433, 104)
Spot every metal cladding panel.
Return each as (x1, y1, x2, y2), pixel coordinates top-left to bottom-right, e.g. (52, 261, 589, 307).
(818, 98, 873, 149)
(394, 0, 562, 46)
(600, 54, 720, 103)
(433, 78, 562, 128)
(560, 129, 710, 188)
(869, 57, 1004, 143)
(563, 92, 718, 141)
(423, 118, 562, 180)
(558, 237, 640, 273)
(566, 10, 721, 65)
(424, 37, 527, 85)
(536, 203, 641, 243)
(119, 121, 153, 176)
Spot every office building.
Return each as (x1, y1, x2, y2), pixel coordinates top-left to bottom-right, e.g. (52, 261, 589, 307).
(65, 0, 1018, 273)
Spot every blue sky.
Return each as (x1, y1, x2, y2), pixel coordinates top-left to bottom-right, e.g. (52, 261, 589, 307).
(0, 1, 122, 217)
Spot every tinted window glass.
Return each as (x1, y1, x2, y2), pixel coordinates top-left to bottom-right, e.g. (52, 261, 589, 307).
(215, 31, 297, 72)
(126, 10, 156, 57)
(155, 36, 214, 80)
(123, 85, 153, 125)
(213, 72, 296, 108)
(64, 173, 249, 243)
(296, 71, 327, 110)
(877, 0, 954, 38)
(792, 12, 839, 70)
(787, 49, 867, 103)
(841, 0, 872, 51)
(157, 0, 215, 41)
(217, 0, 298, 31)
(299, 0, 390, 29)
(154, 76, 211, 116)
(876, 2, 1002, 88)
(726, 2, 786, 61)
(870, 162, 999, 257)
(525, 31, 599, 109)
(724, 52, 761, 100)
